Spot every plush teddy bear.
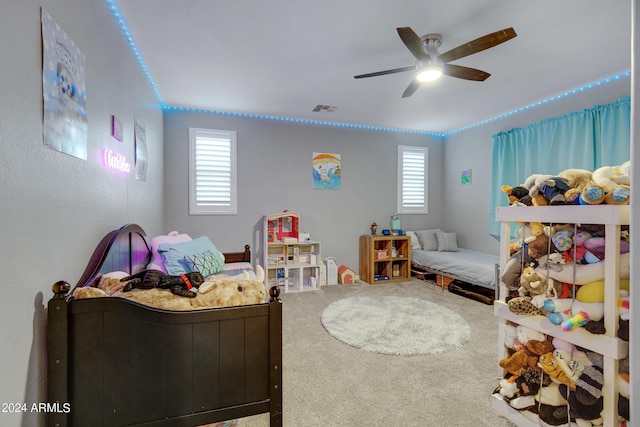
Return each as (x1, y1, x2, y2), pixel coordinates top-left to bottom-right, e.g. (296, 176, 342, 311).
(500, 250, 537, 291)
(526, 233, 555, 260)
(518, 265, 562, 299)
(557, 168, 596, 204)
(499, 338, 554, 375)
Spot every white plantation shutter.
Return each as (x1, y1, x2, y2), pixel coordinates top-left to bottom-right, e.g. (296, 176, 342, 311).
(398, 146, 428, 214)
(189, 128, 237, 215)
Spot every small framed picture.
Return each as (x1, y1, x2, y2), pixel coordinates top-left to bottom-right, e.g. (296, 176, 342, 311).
(461, 169, 472, 185)
(111, 115, 123, 142)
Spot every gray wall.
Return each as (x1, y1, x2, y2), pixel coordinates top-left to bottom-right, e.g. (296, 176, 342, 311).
(164, 111, 443, 271)
(0, 1, 164, 425)
(0, 1, 635, 426)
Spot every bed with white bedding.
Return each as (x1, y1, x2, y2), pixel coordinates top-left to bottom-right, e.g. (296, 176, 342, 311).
(407, 229, 500, 293)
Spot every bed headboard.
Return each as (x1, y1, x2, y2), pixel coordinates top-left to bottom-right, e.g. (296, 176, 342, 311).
(71, 224, 252, 292)
(74, 224, 151, 290)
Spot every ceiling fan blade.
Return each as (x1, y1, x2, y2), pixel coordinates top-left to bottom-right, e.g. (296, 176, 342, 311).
(438, 27, 517, 64)
(443, 64, 491, 81)
(401, 79, 420, 98)
(354, 66, 416, 79)
(397, 27, 430, 61)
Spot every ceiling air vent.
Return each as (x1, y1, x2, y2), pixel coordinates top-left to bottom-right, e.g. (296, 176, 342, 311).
(312, 104, 338, 113)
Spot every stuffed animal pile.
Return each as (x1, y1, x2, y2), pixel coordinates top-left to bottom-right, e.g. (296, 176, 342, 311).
(73, 266, 268, 310)
(497, 164, 631, 425)
(502, 161, 631, 206)
(494, 325, 624, 425)
(500, 218, 630, 336)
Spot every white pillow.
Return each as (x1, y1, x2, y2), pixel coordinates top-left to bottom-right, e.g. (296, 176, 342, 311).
(405, 231, 422, 249)
(414, 229, 442, 251)
(436, 232, 459, 252)
(147, 231, 192, 272)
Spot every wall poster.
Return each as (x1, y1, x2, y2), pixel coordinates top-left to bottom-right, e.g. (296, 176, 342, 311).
(41, 9, 87, 160)
(134, 116, 148, 181)
(461, 169, 472, 185)
(312, 152, 341, 189)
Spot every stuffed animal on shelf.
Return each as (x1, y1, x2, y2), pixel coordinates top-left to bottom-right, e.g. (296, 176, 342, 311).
(557, 168, 595, 204)
(556, 349, 605, 423)
(537, 350, 583, 390)
(501, 185, 533, 206)
(543, 298, 604, 328)
(526, 233, 555, 260)
(508, 222, 544, 254)
(499, 338, 554, 375)
(551, 229, 601, 264)
(561, 311, 590, 331)
(518, 265, 563, 299)
(521, 174, 550, 206)
(507, 296, 546, 316)
(563, 161, 631, 205)
(536, 176, 576, 205)
(121, 270, 205, 297)
(592, 160, 631, 205)
(556, 167, 612, 205)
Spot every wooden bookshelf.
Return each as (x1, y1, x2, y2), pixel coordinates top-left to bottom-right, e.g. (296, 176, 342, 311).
(359, 235, 411, 284)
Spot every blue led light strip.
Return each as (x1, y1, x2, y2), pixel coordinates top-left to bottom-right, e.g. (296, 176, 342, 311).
(162, 105, 444, 137)
(106, 0, 629, 137)
(105, 0, 165, 106)
(442, 71, 631, 137)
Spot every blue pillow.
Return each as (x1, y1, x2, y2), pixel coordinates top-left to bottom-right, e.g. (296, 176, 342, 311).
(158, 236, 225, 276)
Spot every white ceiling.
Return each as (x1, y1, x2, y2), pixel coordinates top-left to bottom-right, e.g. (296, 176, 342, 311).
(114, 0, 631, 134)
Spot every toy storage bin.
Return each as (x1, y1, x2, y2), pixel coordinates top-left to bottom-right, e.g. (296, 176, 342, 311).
(375, 249, 388, 260)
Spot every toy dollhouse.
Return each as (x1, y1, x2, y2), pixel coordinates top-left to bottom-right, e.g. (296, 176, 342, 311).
(266, 211, 299, 243)
(263, 212, 321, 292)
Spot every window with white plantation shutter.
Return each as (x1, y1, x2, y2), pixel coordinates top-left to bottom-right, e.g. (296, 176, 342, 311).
(397, 145, 428, 214)
(188, 128, 237, 215)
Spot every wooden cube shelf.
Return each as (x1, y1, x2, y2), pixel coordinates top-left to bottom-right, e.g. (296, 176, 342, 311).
(359, 235, 411, 284)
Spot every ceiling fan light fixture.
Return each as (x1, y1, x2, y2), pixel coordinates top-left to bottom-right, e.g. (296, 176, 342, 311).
(416, 63, 442, 82)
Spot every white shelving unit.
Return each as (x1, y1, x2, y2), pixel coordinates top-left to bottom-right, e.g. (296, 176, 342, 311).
(264, 241, 321, 292)
(262, 213, 321, 292)
(493, 205, 630, 426)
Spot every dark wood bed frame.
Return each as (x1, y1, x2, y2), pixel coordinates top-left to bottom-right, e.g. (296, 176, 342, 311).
(47, 224, 282, 427)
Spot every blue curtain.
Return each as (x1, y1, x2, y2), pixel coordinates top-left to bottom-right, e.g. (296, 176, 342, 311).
(489, 96, 630, 237)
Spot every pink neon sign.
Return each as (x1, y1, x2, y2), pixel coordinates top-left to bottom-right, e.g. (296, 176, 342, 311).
(102, 148, 131, 173)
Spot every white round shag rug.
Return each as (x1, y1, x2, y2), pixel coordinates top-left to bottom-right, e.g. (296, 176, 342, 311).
(321, 296, 471, 356)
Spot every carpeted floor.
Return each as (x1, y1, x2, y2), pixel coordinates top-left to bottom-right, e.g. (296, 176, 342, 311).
(233, 279, 516, 427)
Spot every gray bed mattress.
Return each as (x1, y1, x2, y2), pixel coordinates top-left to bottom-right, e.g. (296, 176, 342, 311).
(412, 248, 499, 289)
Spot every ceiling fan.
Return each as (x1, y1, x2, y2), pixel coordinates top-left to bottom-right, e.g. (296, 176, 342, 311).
(354, 27, 517, 98)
